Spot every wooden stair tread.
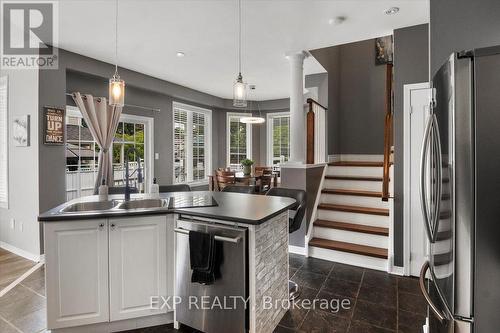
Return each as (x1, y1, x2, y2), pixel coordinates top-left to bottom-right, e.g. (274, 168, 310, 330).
(328, 161, 388, 167)
(322, 189, 382, 198)
(318, 203, 389, 216)
(325, 175, 384, 182)
(314, 220, 389, 236)
(309, 238, 388, 259)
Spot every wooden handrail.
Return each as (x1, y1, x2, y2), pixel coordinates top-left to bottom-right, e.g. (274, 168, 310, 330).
(382, 64, 393, 201)
(306, 98, 328, 110)
(306, 107, 315, 164)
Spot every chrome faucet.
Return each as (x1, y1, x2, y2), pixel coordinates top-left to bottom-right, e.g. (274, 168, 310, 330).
(124, 146, 143, 201)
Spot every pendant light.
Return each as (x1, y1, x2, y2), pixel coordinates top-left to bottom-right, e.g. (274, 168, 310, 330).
(109, 0, 125, 107)
(233, 0, 247, 107)
(240, 99, 265, 124)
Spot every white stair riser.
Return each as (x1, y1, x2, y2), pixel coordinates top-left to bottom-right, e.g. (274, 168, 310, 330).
(324, 179, 382, 191)
(314, 227, 388, 248)
(327, 166, 383, 177)
(432, 239, 452, 254)
(309, 246, 388, 272)
(320, 193, 389, 209)
(317, 209, 389, 228)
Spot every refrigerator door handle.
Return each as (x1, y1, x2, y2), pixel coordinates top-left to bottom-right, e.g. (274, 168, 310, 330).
(420, 114, 434, 242)
(430, 115, 443, 242)
(420, 261, 446, 323)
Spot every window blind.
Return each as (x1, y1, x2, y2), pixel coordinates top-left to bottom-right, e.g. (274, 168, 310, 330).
(0, 76, 8, 205)
(173, 102, 211, 184)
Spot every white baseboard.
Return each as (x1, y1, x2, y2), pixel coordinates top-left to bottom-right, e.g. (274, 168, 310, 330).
(0, 241, 41, 262)
(288, 245, 306, 256)
(389, 265, 405, 276)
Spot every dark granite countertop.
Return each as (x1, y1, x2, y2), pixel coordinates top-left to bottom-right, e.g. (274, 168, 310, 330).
(38, 191, 296, 225)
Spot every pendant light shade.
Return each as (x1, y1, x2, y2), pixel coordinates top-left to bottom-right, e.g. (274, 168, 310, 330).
(233, 73, 247, 108)
(233, 0, 247, 108)
(240, 116, 265, 124)
(109, 0, 125, 106)
(240, 100, 265, 124)
(109, 74, 125, 107)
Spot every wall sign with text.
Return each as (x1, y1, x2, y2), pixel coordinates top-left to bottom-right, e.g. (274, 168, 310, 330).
(44, 106, 65, 145)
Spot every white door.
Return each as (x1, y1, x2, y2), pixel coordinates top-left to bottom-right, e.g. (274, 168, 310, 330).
(109, 216, 167, 321)
(404, 83, 432, 276)
(45, 219, 109, 329)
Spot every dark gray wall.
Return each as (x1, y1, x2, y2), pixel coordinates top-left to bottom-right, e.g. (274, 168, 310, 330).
(393, 24, 429, 267)
(338, 39, 386, 154)
(431, 0, 500, 76)
(39, 48, 288, 213)
(309, 46, 340, 155)
(311, 38, 386, 155)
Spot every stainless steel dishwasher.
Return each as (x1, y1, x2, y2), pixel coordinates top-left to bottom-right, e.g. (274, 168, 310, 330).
(175, 216, 248, 333)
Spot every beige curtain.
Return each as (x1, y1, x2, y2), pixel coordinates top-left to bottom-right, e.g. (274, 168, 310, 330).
(72, 92, 122, 193)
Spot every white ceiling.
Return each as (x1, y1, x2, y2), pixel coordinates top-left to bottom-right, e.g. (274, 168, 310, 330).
(57, 0, 429, 100)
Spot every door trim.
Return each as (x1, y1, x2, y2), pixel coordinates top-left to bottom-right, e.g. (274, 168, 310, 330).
(403, 82, 430, 276)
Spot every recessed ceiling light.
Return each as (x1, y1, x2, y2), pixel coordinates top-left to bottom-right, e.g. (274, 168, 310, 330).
(385, 7, 399, 15)
(176, 52, 185, 57)
(328, 16, 346, 25)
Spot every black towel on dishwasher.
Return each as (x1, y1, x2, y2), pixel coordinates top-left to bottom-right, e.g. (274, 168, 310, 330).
(189, 230, 216, 285)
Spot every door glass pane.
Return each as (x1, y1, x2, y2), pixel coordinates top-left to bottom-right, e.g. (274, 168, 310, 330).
(124, 123, 135, 143)
(115, 122, 123, 141)
(135, 123, 144, 144)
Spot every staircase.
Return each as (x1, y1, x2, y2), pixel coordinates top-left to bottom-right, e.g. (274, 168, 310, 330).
(308, 160, 392, 271)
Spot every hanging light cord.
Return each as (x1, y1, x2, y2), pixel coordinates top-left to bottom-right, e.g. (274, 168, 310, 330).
(238, 0, 242, 75)
(114, 0, 119, 77)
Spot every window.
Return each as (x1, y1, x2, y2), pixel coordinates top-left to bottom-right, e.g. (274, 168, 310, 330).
(0, 77, 8, 207)
(227, 113, 252, 167)
(65, 107, 153, 201)
(267, 113, 290, 166)
(173, 102, 211, 184)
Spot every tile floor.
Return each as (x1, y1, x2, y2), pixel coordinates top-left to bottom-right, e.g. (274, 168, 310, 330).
(0, 254, 427, 333)
(0, 265, 46, 333)
(0, 248, 36, 291)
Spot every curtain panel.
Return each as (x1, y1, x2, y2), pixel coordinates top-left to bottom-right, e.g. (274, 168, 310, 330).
(72, 92, 122, 193)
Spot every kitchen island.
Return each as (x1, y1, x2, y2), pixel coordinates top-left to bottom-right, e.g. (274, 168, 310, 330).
(39, 191, 295, 333)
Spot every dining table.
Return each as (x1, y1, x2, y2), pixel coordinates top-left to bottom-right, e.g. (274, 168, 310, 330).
(208, 171, 278, 191)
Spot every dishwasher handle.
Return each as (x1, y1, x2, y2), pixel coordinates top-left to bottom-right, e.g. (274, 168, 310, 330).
(174, 227, 241, 244)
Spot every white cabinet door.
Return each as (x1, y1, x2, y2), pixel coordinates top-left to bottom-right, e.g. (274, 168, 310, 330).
(109, 215, 167, 321)
(45, 219, 109, 329)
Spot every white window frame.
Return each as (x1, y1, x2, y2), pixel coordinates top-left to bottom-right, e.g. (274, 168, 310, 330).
(172, 101, 212, 186)
(266, 112, 290, 166)
(65, 106, 154, 197)
(0, 76, 8, 208)
(226, 112, 252, 168)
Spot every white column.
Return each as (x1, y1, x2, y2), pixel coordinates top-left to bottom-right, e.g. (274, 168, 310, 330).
(287, 51, 307, 164)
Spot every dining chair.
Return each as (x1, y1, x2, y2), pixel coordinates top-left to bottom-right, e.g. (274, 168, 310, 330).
(221, 185, 255, 194)
(255, 166, 274, 193)
(215, 169, 236, 191)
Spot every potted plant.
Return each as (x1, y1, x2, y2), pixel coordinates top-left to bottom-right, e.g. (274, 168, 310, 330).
(241, 158, 254, 176)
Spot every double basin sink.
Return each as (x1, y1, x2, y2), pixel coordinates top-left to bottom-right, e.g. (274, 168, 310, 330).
(60, 198, 169, 213)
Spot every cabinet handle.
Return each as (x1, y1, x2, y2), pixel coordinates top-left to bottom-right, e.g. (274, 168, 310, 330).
(110, 223, 116, 230)
(99, 223, 104, 230)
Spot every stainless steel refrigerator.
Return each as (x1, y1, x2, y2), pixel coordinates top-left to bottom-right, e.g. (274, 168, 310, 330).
(419, 46, 500, 333)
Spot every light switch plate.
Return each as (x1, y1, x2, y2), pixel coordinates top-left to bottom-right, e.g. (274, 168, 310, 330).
(155, 153, 160, 160)
(10, 218, 15, 229)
